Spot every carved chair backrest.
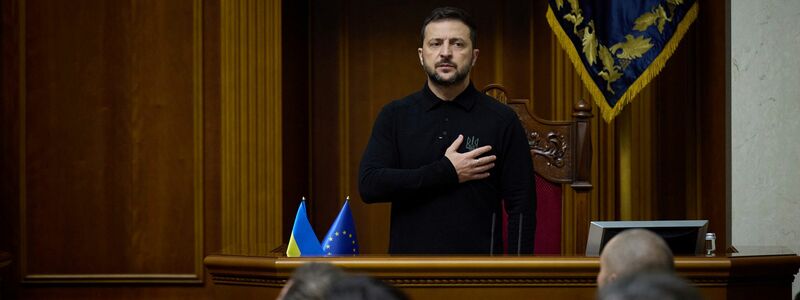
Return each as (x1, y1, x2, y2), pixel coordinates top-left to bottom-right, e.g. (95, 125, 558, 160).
(482, 84, 592, 189)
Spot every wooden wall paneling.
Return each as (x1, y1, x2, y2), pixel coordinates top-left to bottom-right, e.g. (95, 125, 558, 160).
(341, 0, 394, 254)
(1, 0, 222, 296)
(220, 0, 283, 255)
(654, 28, 698, 223)
(616, 84, 657, 221)
(204, 0, 223, 260)
(200, 0, 222, 296)
(281, 0, 310, 245)
(1, 0, 22, 296)
(308, 0, 343, 244)
(548, 30, 611, 255)
(497, 0, 532, 100)
(593, 107, 617, 236)
(193, 0, 207, 280)
(530, 0, 553, 118)
(304, 1, 336, 236)
(696, 0, 730, 250)
(18, 0, 203, 283)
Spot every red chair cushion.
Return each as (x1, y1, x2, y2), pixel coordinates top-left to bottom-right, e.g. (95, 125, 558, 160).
(502, 174, 562, 255)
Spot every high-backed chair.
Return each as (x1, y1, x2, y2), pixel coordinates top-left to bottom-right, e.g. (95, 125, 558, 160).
(482, 84, 592, 255)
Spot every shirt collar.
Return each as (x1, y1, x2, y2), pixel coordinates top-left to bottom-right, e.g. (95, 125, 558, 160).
(422, 82, 478, 112)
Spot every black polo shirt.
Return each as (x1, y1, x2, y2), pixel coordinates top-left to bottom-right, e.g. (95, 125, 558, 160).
(358, 82, 536, 255)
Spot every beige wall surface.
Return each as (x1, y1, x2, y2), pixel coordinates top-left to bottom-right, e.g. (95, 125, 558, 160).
(731, 0, 800, 296)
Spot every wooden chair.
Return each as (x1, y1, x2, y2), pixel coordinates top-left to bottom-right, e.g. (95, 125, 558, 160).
(482, 84, 592, 255)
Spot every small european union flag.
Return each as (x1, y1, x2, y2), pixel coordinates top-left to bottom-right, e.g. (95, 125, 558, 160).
(286, 199, 324, 257)
(322, 198, 359, 256)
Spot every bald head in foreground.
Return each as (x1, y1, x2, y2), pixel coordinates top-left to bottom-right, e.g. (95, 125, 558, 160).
(597, 271, 702, 300)
(597, 229, 675, 287)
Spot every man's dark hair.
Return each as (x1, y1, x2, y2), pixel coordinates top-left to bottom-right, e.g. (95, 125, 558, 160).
(282, 262, 346, 300)
(597, 272, 702, 300)
(325, 275, 408, 300)
(420, 7, 477, 47)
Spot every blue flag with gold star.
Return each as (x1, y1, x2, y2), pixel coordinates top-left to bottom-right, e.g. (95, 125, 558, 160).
(322, 199, 359, 256)
(547, 0, 698, 122)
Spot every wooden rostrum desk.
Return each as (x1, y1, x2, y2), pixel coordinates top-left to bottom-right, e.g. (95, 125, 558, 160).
(204, 246, 800, 300)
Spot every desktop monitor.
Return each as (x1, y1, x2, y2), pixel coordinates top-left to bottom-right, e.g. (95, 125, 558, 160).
(585, 220, 709, 256)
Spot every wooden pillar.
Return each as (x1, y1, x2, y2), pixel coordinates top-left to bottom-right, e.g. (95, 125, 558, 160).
(220, 0, 282, 254)
(549, 32, 625, 255)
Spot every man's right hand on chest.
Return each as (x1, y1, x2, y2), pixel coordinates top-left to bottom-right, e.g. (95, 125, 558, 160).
(445, 134, 497, 183)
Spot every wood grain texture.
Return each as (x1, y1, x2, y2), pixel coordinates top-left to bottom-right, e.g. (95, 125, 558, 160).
(17, 0, 204, 282)
(219, 0, 283, 255)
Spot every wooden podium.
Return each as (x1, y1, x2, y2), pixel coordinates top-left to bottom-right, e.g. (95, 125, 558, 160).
(204, 247, 800, 300)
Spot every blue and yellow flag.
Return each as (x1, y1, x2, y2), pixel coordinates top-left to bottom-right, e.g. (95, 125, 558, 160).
(322, 198, 359, 256)
(286, 200, 324, 257)
(547, 0, 698, 122)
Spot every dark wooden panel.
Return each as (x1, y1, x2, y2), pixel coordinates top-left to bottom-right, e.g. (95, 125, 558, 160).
(20, 286, 211, 299)
(308, 0, 344, 241)
(281, 0, 310, 246)
(202, 0, 223, 266)
(0, 0, 22, 282)
(696, 0, 730, 250)
(22, 0, 198, 277)
(653, 0, 728, 249)
(655, 28, 699, 221)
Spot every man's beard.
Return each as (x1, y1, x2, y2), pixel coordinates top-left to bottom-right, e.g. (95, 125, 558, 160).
(423, 59, 472, 87)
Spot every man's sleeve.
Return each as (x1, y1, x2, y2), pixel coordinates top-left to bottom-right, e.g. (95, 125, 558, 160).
(500, 117, 537, 254)
(358, 105, 458, 203)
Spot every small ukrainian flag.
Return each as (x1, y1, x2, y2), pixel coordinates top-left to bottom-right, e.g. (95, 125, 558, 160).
(286, 199, 324, 257)
(322, 197, 359, 256)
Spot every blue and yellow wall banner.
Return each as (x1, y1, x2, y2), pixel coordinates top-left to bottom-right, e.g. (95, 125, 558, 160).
(547, 0, 698, 122)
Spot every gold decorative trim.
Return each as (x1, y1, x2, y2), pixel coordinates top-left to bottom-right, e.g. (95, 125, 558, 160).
(19, 0, 205, 284)
(212, 275, 287, 287)
(208, 274, 730, 288)
(209, 275, 597, 287)
(385, 278, 596, 287)
(22, 274, 202, 284)
(546, 2, 699, 122)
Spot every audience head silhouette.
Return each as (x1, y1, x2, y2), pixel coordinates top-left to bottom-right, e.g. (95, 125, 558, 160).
(326, 274, 408, 300)
(597, 228, 674, 287)
(278, 262, 346, 300)
(277, 262, 407, 300)
(597, 271, 702, 300)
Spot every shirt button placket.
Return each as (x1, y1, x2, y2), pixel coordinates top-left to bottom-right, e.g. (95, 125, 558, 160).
(440, 116, 449, 140)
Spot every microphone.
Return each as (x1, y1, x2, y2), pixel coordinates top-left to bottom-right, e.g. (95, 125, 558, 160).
(516, 213, 523, 256)
(489, 212, 496, 256)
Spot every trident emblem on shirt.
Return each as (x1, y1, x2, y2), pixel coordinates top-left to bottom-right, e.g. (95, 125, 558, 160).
(465, 136, 480, 151)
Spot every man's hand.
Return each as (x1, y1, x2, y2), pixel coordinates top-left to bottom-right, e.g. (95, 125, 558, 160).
(445, 134, 497, 183)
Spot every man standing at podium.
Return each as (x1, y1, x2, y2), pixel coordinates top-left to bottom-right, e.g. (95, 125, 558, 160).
(358, 7, 536, 255)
